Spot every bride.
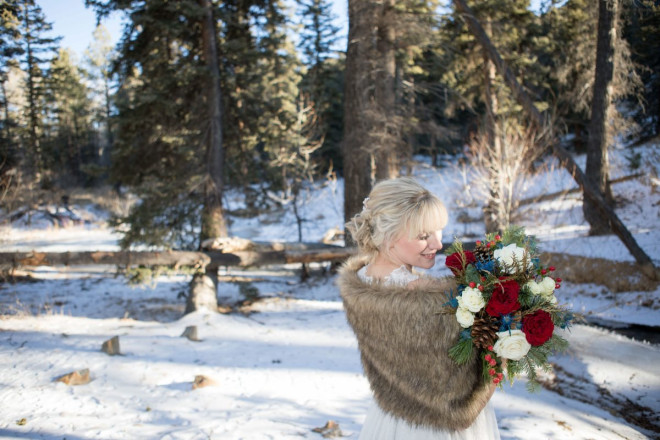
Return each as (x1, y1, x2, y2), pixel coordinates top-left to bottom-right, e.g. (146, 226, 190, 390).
(338, 177, 500, 440)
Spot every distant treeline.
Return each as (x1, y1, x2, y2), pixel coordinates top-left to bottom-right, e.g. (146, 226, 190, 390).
(1, 0, 658, 250)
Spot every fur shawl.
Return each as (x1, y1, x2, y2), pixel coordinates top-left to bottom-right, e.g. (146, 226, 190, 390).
(338, 256, 493, 432)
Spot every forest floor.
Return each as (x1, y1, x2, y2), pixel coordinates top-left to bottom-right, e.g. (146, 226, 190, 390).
(0, 141, 659, 439)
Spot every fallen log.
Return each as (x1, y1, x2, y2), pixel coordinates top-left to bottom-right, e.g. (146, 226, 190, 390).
(0, 246, 358, 271)
(519, 173, 644, 206)
(0, 251, 211, 269)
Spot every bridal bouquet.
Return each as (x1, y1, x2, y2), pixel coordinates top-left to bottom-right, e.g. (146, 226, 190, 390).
(444, 226, 574, 391)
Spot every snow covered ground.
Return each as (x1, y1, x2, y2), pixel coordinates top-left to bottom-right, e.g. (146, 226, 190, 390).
(1, 143, 659, 439)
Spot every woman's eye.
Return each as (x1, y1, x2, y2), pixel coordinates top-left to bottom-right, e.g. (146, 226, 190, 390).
(418, 234, 429, 240)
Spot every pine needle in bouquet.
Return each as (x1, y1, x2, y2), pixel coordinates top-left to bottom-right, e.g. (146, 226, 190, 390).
(444, 226, 575, 391)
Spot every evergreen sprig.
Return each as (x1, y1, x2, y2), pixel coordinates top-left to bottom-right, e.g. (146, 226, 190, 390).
(448, 337, 474, 364)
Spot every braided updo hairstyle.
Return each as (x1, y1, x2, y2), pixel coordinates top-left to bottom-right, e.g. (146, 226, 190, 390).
(345, 177, 448, 261)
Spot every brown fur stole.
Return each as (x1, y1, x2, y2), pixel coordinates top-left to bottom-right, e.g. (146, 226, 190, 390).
(338, 256, 493, 432)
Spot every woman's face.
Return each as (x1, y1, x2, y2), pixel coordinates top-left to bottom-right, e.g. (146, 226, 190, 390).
(388, 229, 443, 270)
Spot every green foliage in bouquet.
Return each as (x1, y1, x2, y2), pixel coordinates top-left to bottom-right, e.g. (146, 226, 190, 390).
(505, 334, 569, 391)
(443, 226, 576, 391)
(448, 337, 474, 364)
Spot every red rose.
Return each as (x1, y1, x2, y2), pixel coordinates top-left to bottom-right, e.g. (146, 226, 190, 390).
(445, 251, 476, 275)
(522, 310, 554, 346)
(485, 279, 521, 316)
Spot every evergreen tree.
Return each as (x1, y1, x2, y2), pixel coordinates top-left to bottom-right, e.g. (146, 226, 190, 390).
(88, 0, 228, 249)
(623, 0, 660, 138)
(217, 0, 268, 196)
(540, 0, 597, 148)
(84, 24, 116, 172)
(0, 0, 23, 172)
(43, 48, 94, 185)
(256, 0, 305, 187)
(17, 0, 60, 182)
(295, 0, 343, 173)
(540, 0, 641, 150)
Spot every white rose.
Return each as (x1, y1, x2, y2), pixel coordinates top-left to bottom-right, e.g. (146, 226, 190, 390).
(493, 329, 531, 360)
(494, 244, 531, 273)
(461, 287, 485, 313)
(456, 307, 475, 328)
(539, 277, 556, 296)
(525, 280, 542, 295)
(547, 294, 558, 305)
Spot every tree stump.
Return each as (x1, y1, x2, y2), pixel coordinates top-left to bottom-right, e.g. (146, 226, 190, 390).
(181, 326, 200, 341)
(312, 420, 343, 438)
(185, 270, 218, 314)
(101, 336, 121, 355)
(192, 375, 216, 390)
(54, 368, 91, 386)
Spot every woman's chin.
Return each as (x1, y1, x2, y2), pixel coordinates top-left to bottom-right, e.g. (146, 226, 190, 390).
(417, 256, 436, 269)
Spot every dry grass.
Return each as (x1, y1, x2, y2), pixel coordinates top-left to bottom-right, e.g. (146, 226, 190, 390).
(540, 252, 659, 293)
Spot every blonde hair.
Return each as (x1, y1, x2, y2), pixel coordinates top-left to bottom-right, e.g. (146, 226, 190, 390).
(346, 177, 448, 260)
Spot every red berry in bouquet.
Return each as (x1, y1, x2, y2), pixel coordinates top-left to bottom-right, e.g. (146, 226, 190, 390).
(445, 250, 476, 275)
(486, 279, 521, 317)
(522, 310, 555, 346)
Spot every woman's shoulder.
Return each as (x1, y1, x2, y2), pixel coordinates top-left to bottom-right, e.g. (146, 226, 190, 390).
(405, 272, 456, 290)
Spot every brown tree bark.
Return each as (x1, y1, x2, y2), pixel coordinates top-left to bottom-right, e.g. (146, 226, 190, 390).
(482, 19, 503, 234)
(584, 0, 617, 235)
(453, 0, 658, 280)
(374, 0, 398, 181)
(194, 0, 227, 313)
(342, 0, 377, 240)
(199, 0, 227, 243)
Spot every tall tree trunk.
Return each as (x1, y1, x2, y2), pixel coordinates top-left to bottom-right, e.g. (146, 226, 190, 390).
(101, 78, 112, 170)
(342, 0, 377, 240)
(583, 0, 617, 235)
(0, 80, 11, 142)
(482, 20, 503, 233)
(199, 0, 227, 243)
(453, 0, 658, 280)
(374, 0, 398, 181)
(189, 0, 227, 315)
(22, 3, 42, 182)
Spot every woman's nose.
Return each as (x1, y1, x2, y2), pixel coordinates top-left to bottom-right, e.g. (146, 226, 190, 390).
(428, 231, 443, 250)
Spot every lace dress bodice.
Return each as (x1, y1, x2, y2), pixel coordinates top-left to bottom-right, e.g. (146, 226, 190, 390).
(357, 265, 419, 287)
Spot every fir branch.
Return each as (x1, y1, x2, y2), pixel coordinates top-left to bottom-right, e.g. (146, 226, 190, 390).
(448, 338, 474, 364)
(445, 238, 465, 256)
(545, 334, 569, 354)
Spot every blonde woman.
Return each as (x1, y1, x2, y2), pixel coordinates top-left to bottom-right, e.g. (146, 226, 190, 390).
(338, 177, 499, 440)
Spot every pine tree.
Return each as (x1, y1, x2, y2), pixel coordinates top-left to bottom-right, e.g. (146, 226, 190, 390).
(88, 0, 228, 249)
(217, 0, 268, 195)
(43, 48, 93, 184)
(0, 0, 23, 169)
(623, 0, 660, 138)
(17, 0, 60, 182)
(295, 0, 343, 173)
(540, 0, 597, 149)
(84, 24, 116, 173)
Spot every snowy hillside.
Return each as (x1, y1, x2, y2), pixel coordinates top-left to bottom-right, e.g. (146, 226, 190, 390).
(0, 143, 659, 439)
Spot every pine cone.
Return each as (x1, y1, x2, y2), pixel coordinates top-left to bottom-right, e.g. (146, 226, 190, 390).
(471, 313, 499, 349)
(473, 243, 494, 262)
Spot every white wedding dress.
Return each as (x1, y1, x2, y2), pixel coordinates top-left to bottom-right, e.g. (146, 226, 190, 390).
(356, 265, 500, 440)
